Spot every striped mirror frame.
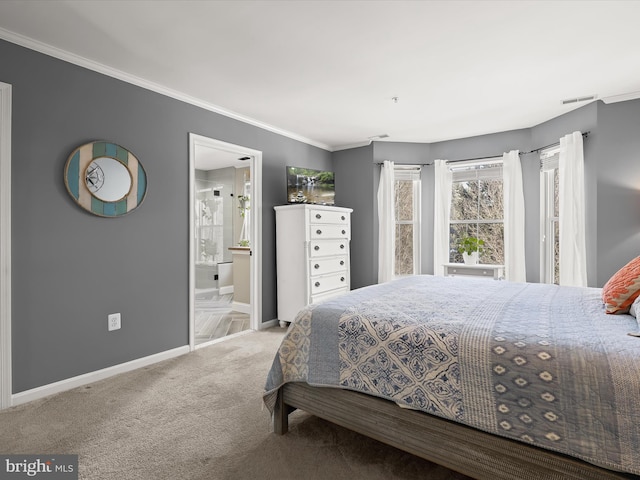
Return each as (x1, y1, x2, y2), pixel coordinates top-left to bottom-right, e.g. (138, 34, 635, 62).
(64, 141, 147, 217)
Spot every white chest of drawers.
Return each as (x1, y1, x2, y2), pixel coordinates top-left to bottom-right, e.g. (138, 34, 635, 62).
(275, 204, 353, 326)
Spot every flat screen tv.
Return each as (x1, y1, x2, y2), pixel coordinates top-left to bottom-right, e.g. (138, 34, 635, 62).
(286, 166, 335, 206)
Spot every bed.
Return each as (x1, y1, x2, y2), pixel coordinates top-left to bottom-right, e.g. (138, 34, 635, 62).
(264, 275, 640, 479)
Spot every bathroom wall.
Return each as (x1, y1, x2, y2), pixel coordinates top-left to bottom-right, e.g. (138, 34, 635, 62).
(205, 167, 235, 263)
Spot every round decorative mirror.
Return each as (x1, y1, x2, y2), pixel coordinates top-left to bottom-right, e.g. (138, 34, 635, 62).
(85, 157, 132, 201)
(64, 141, 147, 217)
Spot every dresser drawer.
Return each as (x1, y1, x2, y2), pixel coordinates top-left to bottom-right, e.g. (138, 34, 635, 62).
(310, 272, 348, 295)
(309, 224, 349, 240)
(308, 209, 349, 225)
(309, 256, 348, 276)
(309, 239, 348, 257)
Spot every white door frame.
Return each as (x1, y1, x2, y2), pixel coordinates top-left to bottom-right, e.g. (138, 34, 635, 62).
(0, 82, 12, 409)
(188, 133, 262, 350)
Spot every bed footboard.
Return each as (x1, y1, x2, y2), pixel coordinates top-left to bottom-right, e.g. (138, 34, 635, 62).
(273, 383, 637, 480)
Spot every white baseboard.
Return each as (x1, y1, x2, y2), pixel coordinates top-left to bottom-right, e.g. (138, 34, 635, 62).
(219, 285, 234, 295)
(11, 345, 190, 407)
(194, 328, 252, 350)
(258, 319, 280, 330)
(231, 301, 251, 314)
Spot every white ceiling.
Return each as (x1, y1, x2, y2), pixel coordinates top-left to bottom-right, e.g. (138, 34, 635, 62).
(194, 144, 252, 170)
(0, 0, 639, 151)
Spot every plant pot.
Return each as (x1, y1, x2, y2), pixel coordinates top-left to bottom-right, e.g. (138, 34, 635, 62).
(463, 252, 479, 265)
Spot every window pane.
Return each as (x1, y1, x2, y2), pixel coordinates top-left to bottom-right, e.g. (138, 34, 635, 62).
(449, 223, 476, 263)
(451, 181, 479, 221)
(395, 224, 414, 275)
(395, 180, 413, 221)
(477, 223, 504, 264)
(478, 179, 503, 220)
(553, 219, 559, 284)
(553, 169, 559, 218)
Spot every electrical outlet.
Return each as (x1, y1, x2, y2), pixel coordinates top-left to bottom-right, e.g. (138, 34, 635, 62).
(108, 313, 121, 331)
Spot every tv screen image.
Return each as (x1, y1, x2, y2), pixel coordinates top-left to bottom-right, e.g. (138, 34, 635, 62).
(286, 166, 335, 206)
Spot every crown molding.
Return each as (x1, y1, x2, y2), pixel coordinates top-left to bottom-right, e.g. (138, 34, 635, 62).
(601, 91, 640, 104)
(0, 27, 333, 152)
(332, 140, 373, 152)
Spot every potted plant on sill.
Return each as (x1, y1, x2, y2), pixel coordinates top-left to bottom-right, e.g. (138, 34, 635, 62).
(458, 236, 485, 265)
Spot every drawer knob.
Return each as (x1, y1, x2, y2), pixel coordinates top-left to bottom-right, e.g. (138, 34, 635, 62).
(316, 229, 322, 235)
(340, 277, 345, 282)
(316, 214, 321, 219)
(341, 216, 345, 220)
(340, 244, 345, 249)
(340, 260, 345, 266)
(341, 230, 346, 235)
(314, 264, 320, 269)
(315, 281, 320, 287)
(314, 245, 320, 251)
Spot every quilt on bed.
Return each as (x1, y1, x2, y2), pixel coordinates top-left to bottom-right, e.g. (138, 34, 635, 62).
(264, 275, 640, 475)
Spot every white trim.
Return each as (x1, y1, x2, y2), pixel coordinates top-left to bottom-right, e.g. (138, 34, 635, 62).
(189, 134, 263, 351)
(189, 138, 196, 349)
(231, 302, 251, 314)
(0, 81, 11, 410)
(218, 285, 234, 295)
(12, 345, 189, 407)
(332, 140, 372, 151)
(258, 319, 280, 330)
(0, 27, 331, 153)
(193, 328, 252, 351)
(602, 90, 640, 104)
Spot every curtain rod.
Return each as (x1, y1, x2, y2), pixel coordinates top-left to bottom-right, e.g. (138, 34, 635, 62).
(521, 131, 590, 155)
(376, 131, 590, 166)
(443, 131, 590, 164)
(375, 162, 428, 166)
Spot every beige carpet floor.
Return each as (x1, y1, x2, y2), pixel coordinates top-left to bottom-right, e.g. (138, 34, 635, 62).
(0, 328, 471, 480)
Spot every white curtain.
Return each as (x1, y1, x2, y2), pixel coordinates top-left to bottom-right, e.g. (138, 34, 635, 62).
(559, 131, 587, 287)
(433, 159, 452, 276)
(377, 160, 395, 283)
(502, 150, 527, 282)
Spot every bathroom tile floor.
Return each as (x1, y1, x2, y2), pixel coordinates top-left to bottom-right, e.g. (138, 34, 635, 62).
(195, 289, 251, 344)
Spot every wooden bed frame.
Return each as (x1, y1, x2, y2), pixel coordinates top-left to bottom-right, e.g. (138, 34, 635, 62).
(273, 383, 639, 480)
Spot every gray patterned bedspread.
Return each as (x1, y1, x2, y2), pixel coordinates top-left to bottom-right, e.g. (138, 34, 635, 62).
(264, 275, 640, 475)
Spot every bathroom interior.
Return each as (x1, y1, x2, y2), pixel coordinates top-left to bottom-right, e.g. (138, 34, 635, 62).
(194, 164, 251, 344)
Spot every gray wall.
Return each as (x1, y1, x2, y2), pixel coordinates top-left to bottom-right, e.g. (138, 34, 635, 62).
(3, 39, 331, 393)
(335, 100, 633, 290)
(596, 98, 640, 286)
(333, 144, 376, 289)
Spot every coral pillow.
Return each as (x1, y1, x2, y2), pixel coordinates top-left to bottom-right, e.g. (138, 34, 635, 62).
(602, 256, 640, 314)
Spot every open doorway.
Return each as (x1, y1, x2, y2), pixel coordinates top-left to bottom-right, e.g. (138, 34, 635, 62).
(188, 134, 262, 350)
